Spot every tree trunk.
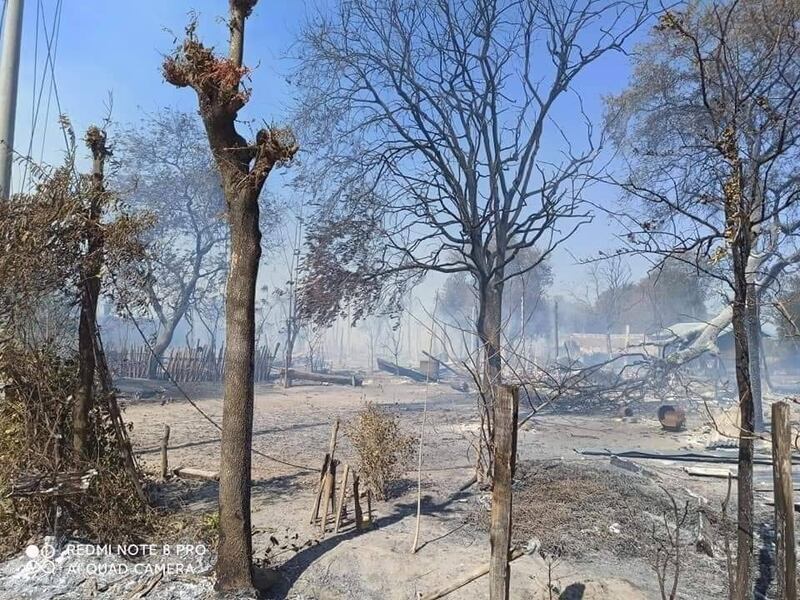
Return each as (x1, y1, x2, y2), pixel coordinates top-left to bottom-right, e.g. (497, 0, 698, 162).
(475, 275, 504, 481)
(148, 322, 178, 379)
(216, 188, 260, 591)
(74, 255, 100, 459)
(730, 194, 755, 600)
(73, 129, 108, 460)
(732, 285, 754, 600)
(746, 285, 764, 432)
(283, 319, 294, 388)
(477, 279, 503, 389)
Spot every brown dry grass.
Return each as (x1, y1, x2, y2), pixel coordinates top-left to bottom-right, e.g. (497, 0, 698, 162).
(476, 459, 728, 560)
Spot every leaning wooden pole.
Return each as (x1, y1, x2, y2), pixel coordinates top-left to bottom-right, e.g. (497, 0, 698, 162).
(412, 295, 438, 553)
(489, 384, 519, 600)
(771, 401, 796, 599)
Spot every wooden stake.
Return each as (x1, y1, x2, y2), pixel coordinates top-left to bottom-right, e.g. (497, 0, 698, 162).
(328, 418, 340, 458)
(310, 453, 330, 524)
(412, 294, 438, 553)
(334, 464, 350, 533)
(160, 424, 170, 481)
(489, 384, 519, 600)
(772, 401, 796, 599)
(353, 474, 363, 530)
(320, 459, 337, 536)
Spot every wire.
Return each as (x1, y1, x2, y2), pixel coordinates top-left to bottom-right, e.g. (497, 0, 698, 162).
(107, 271, 316, 473)
(18, 0, 65, 193)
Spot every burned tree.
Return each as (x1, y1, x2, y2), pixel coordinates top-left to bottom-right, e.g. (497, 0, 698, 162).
(114, 110, 228, 377)
(72, 127, 111, 459)
(605, 2, 800, 596)
(163, 0, 298, 591)
(295, 0, 650, 478)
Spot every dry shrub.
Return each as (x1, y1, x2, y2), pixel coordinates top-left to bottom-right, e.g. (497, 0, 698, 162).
(346, 401, 414, 500)
(0, 341, 155, 560)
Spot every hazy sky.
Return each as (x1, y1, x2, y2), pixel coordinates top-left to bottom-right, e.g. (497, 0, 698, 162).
(9, 0, 651, 298)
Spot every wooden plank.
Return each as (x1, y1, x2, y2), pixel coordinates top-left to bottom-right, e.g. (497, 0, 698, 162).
(489, 384, 519, 600)
(772, 401, 796, 600)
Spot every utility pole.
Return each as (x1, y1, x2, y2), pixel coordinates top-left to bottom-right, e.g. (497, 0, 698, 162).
(0, 0, 24, 199)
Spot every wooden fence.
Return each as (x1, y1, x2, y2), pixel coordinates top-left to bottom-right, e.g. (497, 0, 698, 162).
(108, 344, 278, 383)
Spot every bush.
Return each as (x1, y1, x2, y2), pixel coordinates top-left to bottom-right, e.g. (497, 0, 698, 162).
(346, 401, 414, 500)
(0, 341, 155, 559)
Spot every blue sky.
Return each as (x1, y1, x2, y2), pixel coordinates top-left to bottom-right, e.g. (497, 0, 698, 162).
(9, 0, 651, 297)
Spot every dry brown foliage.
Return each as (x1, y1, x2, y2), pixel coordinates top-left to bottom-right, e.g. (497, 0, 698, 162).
(0, 122, 156, 559)
(346, 401, 414, 501)
(0, 342, 154, 559)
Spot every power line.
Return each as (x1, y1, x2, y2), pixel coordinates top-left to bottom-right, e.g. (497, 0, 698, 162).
(18, 0, 63, 193)
(107, 271, 315, 473)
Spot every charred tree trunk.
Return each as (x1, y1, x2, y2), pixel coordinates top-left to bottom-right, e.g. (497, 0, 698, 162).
(746, 285, 764, 432)
(73, 128, 110, 460)
(732, 273, 754, 600)
(727, 164, 755, 600)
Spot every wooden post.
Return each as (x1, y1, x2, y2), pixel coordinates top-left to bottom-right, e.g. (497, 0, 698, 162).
(771, 401, 796, 599)
(328, 418, 340, 458)
(334, 464, 350, 533)
(311, 419, 340, 523)
(320, 459, 337, 536)
(160, 424, 170, 480)
(353, 474, 363, 530)
(310, 453, 330, 524)
(489, 384, 519, 600)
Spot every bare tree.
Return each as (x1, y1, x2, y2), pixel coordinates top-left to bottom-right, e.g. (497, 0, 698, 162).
(162, 1, 298, 591)
(586, 255, 633, 353)
(295, 0, 651, 478)
(274, 211, 304, 387)
(115, 110, 228, 377)
(383, 317, 404, 369)
(605, 2, 800, 595)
